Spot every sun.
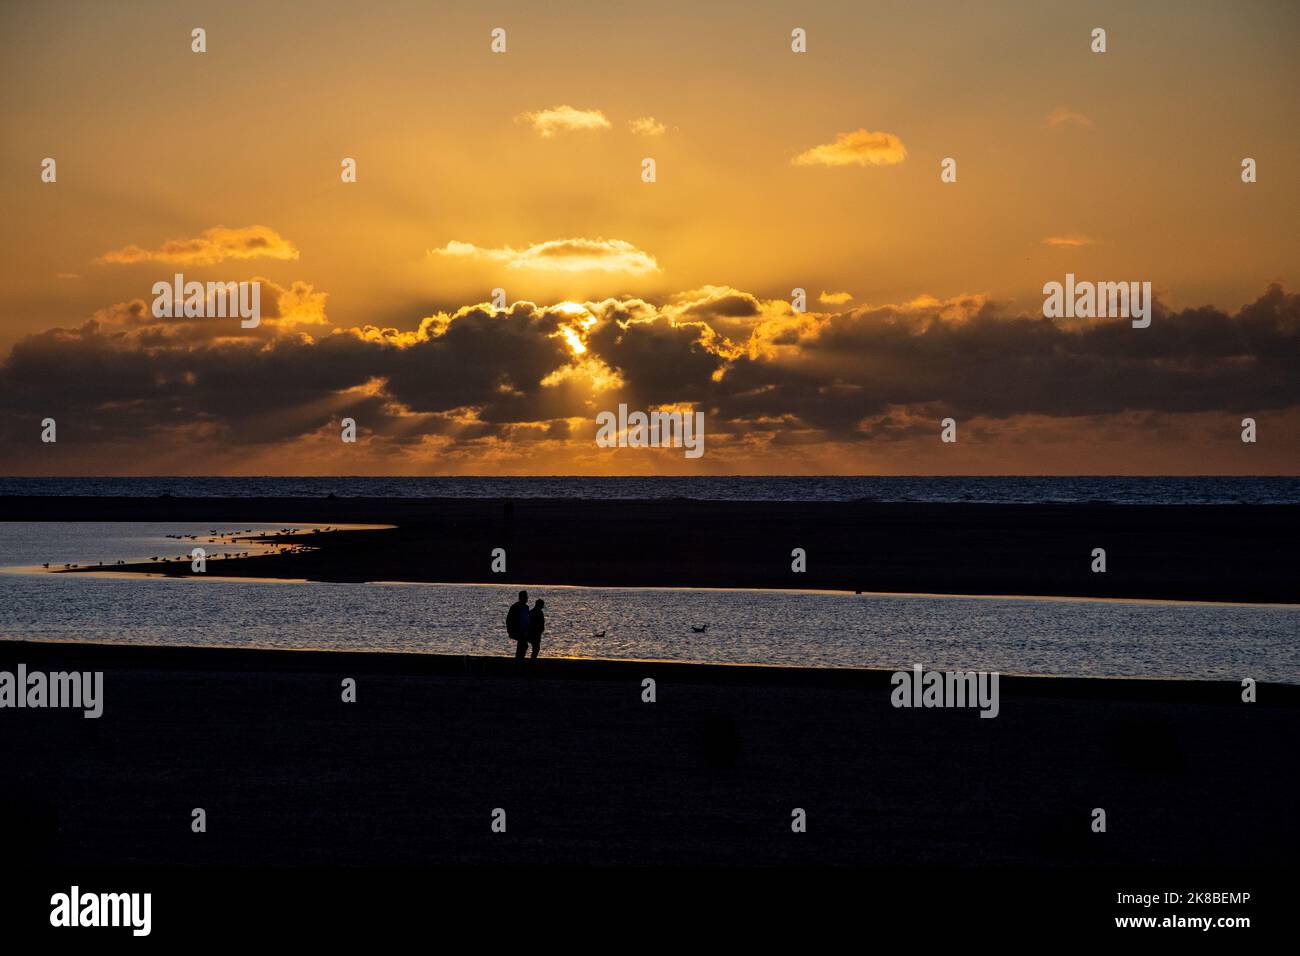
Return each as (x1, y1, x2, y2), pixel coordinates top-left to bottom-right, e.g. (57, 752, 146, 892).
(552, 301, 598, 356)
(560, 325, 587, 355)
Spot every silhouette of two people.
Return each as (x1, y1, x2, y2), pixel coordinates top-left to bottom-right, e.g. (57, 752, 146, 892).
(506, 590, 545, 660)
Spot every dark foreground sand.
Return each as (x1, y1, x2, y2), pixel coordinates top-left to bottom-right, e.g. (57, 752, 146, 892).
(16, 495, 1299, 602)
(2, 639, 1296, 868)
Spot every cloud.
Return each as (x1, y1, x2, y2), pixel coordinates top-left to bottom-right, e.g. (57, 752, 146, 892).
(628, 116, 666, 136)
(819, 291, 854, 305)
(429, 237, 659, 275)
(96, 225, 300, 266)
(793, 129, 907, 167)
(1042, 235, 1101, 248)
(1045, 107, 1094, 129)
(515, 105, 611, 137)
(2, 282, 1296, 471)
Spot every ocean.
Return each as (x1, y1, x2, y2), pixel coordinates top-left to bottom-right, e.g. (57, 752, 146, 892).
(1, 521, 1296, 682)
(2, 475, 1298, 504)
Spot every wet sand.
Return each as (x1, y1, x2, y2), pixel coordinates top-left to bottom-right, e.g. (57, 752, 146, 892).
(8, 496, 1297, 603)
(2, 639, 1296, 868)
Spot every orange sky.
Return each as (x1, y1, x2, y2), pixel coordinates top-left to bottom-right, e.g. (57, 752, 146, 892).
(1, 0, 1297, 475)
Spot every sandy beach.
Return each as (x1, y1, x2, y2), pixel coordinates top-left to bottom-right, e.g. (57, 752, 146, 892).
(3, 638, 1296, 868)
(9, 496, 1296, 603)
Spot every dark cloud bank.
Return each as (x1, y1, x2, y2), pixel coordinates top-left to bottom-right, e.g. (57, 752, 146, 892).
(1, 282, 1296, 464)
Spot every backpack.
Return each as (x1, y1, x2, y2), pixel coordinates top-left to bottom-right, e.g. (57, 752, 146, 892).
(506, 603, 521, 636)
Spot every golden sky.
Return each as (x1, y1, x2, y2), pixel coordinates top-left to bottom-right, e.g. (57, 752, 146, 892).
(1, 0, 1297, 475)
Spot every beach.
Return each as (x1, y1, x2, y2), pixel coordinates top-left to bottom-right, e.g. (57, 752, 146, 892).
(8, 496, 1296, 603)
(3, 638, 1296, 868)
(4, 493, 1297, 872)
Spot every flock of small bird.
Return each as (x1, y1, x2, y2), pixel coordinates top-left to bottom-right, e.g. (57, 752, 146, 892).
(46, 526, 333, 570)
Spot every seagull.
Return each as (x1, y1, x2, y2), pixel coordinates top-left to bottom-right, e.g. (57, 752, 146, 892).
(691, 624, 709, 633)
(42, 562, 49, 568)
(593, 630, 606, 638)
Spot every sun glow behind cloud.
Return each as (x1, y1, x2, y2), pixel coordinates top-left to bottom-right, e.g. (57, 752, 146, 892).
(2, 275, 1297, 474)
